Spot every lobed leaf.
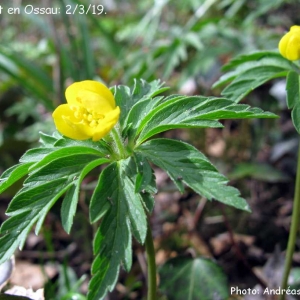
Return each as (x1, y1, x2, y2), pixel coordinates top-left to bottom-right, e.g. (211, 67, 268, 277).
(137, 138, 250, 211)
(19, 148, 61, 164)
(25, 154, 101, 184)
(0, 163, 33, 194)
(61, 158, 110, 233)
(220, 66, 287, 103)
(89, 160, 148, 300)
(0, 141, 111, 265)
(26, 146, 104, 173)
(222, 51, 295, 72)
(0, 178, 71, 265)
(213, 51, 297, 103)
(136, 96, 277, 144)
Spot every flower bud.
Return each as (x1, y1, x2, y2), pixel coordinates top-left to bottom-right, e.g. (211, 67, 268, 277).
(279, 25, 300, 61)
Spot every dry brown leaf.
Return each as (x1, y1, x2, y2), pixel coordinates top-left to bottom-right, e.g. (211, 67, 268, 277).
(210, 232, 255, 255)
(10, 261, 57, 290)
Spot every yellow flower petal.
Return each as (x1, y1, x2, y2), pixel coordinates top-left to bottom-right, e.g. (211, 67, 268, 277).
(92, 107, 121, 141)
(65, 80, 116, 108)
(279, 25, 300, 61)
(77, 89, 114, 113)
(52, 104, 91, 140)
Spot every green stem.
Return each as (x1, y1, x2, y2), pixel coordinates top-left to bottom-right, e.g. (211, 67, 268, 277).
(280, 139, 300, 300)
(110, 126, 126, 159)
(145, 219, 157, 300)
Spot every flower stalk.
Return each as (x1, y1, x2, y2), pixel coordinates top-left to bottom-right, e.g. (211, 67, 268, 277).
(280, 139, 300, 300)
(145, 218, 157, 300)
(110, 126, 127, 159)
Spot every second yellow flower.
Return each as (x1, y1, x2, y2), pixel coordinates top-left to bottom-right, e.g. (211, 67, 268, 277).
(279, 25, 300, 61)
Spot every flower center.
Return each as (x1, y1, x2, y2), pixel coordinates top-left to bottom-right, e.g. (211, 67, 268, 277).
(70, 105, 105, 128)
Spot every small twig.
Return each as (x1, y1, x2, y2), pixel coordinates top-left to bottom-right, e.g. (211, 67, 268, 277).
(192, 197, 207, 230)
(17, 243, 77, 259)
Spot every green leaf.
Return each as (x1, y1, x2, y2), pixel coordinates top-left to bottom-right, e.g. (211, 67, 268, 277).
(286, 71, 300, 133)
(123, 155, 156, 212)
(27, 146, 104, 173)
(112, 79, 168, 126)
(90, 160, 147, 242)
(89, 205, 131, 300)
(292, 104, 300, 133)
(0, 163, 33, 194)
(287, 71, 300, 109)
(134, 154, 157, 195)
(213, 51, 296, 102)
(89, 163, 128, 300)
(120, 160, 148, 244)
(222, 51, 295, 72)
(61, 158, 110, 233)
(19, 148, 60, 164)
(3, 150, 108, 250)
(25, 152, 106, 233)
(6, 178, 69, 215)
(159, 256, 229, 300)
(39, 132, 60, 147)
(122, 96, 164, 140)
(137, 139, 250, 211)
(132, 79, 168, 101)
(54, 137, 111, 156)
(136, 96, 277, 144)
(89, 160, 148, 300)
(89, 163, 118, 223)
(0, 178, 71, 265)
(221, 66, 287, 102)
(25, 154, 101, 185)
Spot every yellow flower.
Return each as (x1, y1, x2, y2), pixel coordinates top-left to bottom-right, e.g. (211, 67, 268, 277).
(52, 80, 120, 141)
(279, 25, 300, 61)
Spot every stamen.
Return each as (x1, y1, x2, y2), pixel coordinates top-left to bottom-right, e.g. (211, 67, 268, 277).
(93, 112, 105, 119)
(71, 106, 105, 128)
